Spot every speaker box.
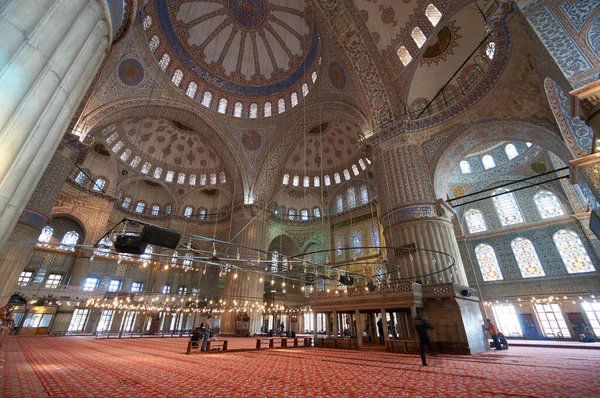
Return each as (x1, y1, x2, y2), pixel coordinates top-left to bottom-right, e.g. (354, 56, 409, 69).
(460, 289, 472, 297)
(339, 275, 354, 286)
(114, 235, 147, 255)
(367, 281, 377, 292)
(140, 225, 181, 249)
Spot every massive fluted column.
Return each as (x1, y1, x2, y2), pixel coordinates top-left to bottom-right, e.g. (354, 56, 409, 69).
(0, 142, 79, 304)
(220, 207, 266, 336)
(0, 0, 112, 256)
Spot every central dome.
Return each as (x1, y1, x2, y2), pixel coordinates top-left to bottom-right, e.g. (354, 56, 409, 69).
(151, 0, 319, 98)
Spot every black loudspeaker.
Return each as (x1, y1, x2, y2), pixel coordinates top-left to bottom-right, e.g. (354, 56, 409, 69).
(114, 235, 147, 255)
(460, 289, 472, 297)
(140, 225, 181, 249)
(367, 281, 377, 292)
(339, 275, 354, 286)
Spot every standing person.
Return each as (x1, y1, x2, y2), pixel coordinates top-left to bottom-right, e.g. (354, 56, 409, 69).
(201, 315, 213, 352)
(414, 308, 435, 366)
(486, 319, 502, 350)
(377, 317, 384, 345)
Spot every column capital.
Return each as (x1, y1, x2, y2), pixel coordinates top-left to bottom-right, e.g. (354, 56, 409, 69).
(570, 80, 600, 126)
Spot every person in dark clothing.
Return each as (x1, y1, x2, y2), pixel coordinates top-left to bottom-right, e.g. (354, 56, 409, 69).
(377, 318, 384, 345)
(414, 309, 435, 366)
(190, 327, 202, 349)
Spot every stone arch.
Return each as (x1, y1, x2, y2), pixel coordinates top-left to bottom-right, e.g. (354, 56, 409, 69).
(46, 213, 88, 247)
(430, 118, 572, 198)
(268, 235, 299, 257)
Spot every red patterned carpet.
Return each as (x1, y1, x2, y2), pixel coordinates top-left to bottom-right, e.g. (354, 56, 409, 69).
(3, 336, 600, 397)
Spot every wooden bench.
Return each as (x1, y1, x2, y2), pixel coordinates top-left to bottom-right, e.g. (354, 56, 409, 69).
(186, 339, 228, 354)
(318, 338, 358, 349)
(256, 337, 288, 349)
(386, 340, 420, 353)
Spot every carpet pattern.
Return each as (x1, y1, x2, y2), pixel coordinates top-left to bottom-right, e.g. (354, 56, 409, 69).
(3, 336, 600, 397)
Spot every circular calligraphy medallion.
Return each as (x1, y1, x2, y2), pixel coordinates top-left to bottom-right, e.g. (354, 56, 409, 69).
(228, 0, 267, 28)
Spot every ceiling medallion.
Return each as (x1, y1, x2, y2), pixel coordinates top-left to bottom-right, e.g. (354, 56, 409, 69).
(228, 0, 267, 28)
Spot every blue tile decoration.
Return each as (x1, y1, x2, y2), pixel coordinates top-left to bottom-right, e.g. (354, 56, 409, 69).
(553, 80, 593, 152)
(228, 0, 267, 28)
(587, 13, 600, 60)
(118, 59, 145, 86)
(558, 0, 599, 31)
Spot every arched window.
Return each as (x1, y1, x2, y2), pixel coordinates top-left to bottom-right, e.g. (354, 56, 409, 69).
(141, 162, 151, 174)
(288, 208, 296, 221)
(120, 149, 131, 161)
(210, 173, 216, 185)
(135, 202, 145, 213)
(264, 102, 272, 117)
(459, 160, 471, 174)
(351, 229, 362, 257)
(465, 209, 487, 233)
(278, 98, 285, 113)
(112, 141, 123, 153)
(153, 167, 162, 179)
(511, 237, 545, 278)
(343, 169, 351, 180)
(199, 174, 207, 185)
(534, 191, 564, 219)
(93, 178, 105, 192)
(425, 4, 442, 26)
(151, 205, 160, 216)
(75, 171, 86, 184)
(148, 35, 160, 52)
(314, 176, 320, 187)
(486, 42, 496, 59)
(335, 235, 343, 259)
(141, 245, 153, 262)
(218, 98, 228, 114)
(347, 187, 357, 208)
(201, 91, 213, 107)
(171, 251, 178, 267)
(234, 102, 243, 117)
(159, 53, 170, 70)
(290, 92, 298, 107)
(493, 189, 524, 226)
(360, 185, 369, 204)
(184, 206, 193, 217)
(95, 236, 113, 256)
(38, 226, 53, 245)
(106, 132, 118, 144)
(359, 159, 367, 170)
(303, 176, 310, 187)
(165, 171, 174, 182)
(272, 251, 279, 273)
(411, 27, 427, 48)
(282, 174, 290, 185)
(142, 15, 152, 30)
(130, 156, 141, 168)
(311, 71, 317, 84)
(165, 204, 172, 215)
(553, 230, 595, 273)
(397, 46, 412, 66)
(505, 144, 518, 160)
(475, 244, 504, 281)
(337, 195, 344, 213)
(313, 207, 321, 218)
(60, 231, 79, 251)
(352, 164, 359, 176)
(482, 155, 496, 169)
(177, 173, 185, 184)
(172, 69, 183, 86)
(334, 173, 341, 184)
(324, 175, 331, 186)
(302, 83, 309, 97)
(292, 175, 299, 186)
(301, 209, 308, 221)
(122, 197, 132, 209)
(370, 224, 380, 247)
(189, 174, 196, 185)
(183, 253, 193, 269)
(199, 209, 206, 220)
(186, 81, 197, 99)
(249, 103, 258, 118)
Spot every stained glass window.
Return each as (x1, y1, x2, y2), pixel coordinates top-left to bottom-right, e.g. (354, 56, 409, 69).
(153, 167, 162, 178)
(493, 189, 524, 226)
(234, 102, 242, 117)
(112, 141, 123, 153)
(426, 4, 442, 26)
(38, 226, 53, 245)
(171, 251, 178, 266)
(486, 42, 496, 60)
(278, 98, 285, 113)
(343, 169, 351, 180)
(292, 175, 299, 186)
(352, 164, 359, 176)
(264, 102, 272, 117)
(220, 171, 226, 183)
(316, 278, 324, 292)
(148, 35, 159, 52)
(210, 173, 217, 185)
(282, 174, 289, 185)
(370, 224, 380, 247)
(142, 15, 152, 30)
(141, 162, 151, 174)
(135, 202, 145, 213)
(189, 174, 196, 185)
(397, 46, 412, 66)
(95, 236, 113, 256)
(159, 53, 170, 70)
(350, 229, 362, 257)
(249, 103, 258, 118)
(511, 237, 545, 278)
(184, 207, 193, 217)
(287, 208, 296, 221)
(130, 156, 141, 168)
(301, 209, 308, 221)
(141, 245, 153, 262)
(186, 82, 197, 99)
(172, 69, 183, 86)
(465, 209, 487, 233)
(302, 83, 309, 97)
(106, 132, 118, 144)
(359, 159, 367, 170)
(303, 176, 310, 187)
(337, 195, 344, 213)
(313, 207, 321, 218)
(412, 27, 427, 48)
(361, 185, 369, 204)
(75, 171, 86, 184)
(459, 160, 471, 174)
(165, 171, 174, 182)
(201, 91, 212, 107)
(199, 174, 207, 185)
(324, 175, 331, 186)
(505, 144, 518, 160)
(482, 155, 495, 169)
(120, 149, 131, 161)
(314, 176, 320, 187)
(218, 98, 228, 114)
(347, 187, 357, 208)
(177, 173, 185, 184)
(334, 173, 341, 184)
(199, 209, 206, 220)
(151, 205, 160, 216)
(183, 253, 193, 269)
(290, 92, 298, 107)
(60, 231, 79, 251)
(272, 251, 279, 273)
(534, 191, 564, 219)
(311, 71, 317, 84)
(553, 230, 595, 273)
(122, 197, 131, 209)
(475, 244, 503, 281)
(335, 235, 343, 259)
(93, 178, 105, 192)
(165, 205, 172, 214)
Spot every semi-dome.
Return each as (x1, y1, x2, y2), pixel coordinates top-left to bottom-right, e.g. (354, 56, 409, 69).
(143, 0, 321, 108)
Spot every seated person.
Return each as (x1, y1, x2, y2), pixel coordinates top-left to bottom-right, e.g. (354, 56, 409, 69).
(190, 327, 202, 348)
(580, 327, 595, 342)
